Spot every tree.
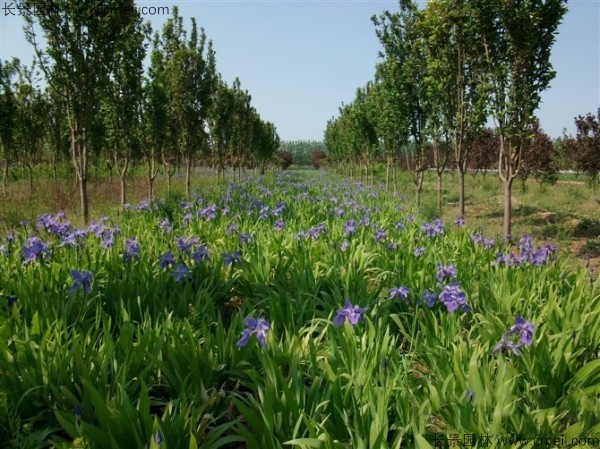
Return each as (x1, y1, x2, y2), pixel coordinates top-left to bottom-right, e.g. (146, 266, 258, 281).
(23, 0, 142, 223)
(572, 108, 600, 200)
(373, 0, 429, 205)
(373, 60, 408, 193)
(0, 58, 18, 194)
(209, 78, 235, 181)
(275, 151, 293, 169)
(474, 0, 567, 241)
(310, 150, 327, 170)
(103, 16, 149, 209)
(162, 9, 217, 195)
(44, 87, 70, 180)
(143, 32, 169, 201)
(518, 122, 558, 189)
(469, 128, 499, 178)
(422, 0, 488, 217)
(348, 84, 379, 185)
(13, 62, 47, 196)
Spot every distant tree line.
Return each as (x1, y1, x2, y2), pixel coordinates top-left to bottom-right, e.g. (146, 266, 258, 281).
(0, 3, 280, 223)
(324, 0, 579, 242)
(276, 140, 328, 167)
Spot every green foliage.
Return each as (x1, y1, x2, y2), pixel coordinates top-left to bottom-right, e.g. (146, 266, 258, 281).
(0, 172, 598, 447)
(278, 141, 327, 166)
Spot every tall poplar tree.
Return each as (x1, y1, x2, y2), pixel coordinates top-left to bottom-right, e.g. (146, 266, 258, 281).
(474, 0, 567, 241)
(422, 0, 487, 217)
(373, 0, 429, 205)
(0, 58, 18, 193)
(23, 0, 141, 223)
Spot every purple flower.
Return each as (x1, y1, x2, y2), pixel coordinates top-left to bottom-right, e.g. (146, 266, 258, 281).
(170, 264, 191, 283)
(389, 286, 410, 301)
(72, 403, 82, 420)
(198, 204, 217, 221)
(465, 389, 474, 402)
(386, 242, 398, 251)
(519, 235, 534, 256)
(373, 229, 387, 243)
(436, 264, 457, 283)
(343, 219, 356, 236)
(258, 206, 270, 220)
(332, 299, 368, 327)
(421, 218, 444, 238)
(225, 223, 238, 235)
(59, 232, 82, 249)
(471, 233, 495, 249)
(191, 245, 209, 264)
(158, 218, 172, 233)
(492, 337, 521, 356)
(223, 250, 241, 266)
(505, 316, 534, 346)
(5, 294, 17, 308)
(271, 201, 285, 216)
(307, 223, 326, 239)
(454, 216, 465, 227)
(154, 431, 163, 445)
(413, 247, 426, 257)
(175, 236, 199, 254)
(123, 238, 140, 262)
(6, 231, 14, 243)
(359, 215, 370, 227)
(420, 290, 437, 307)
(273, 219, 285, 231)
(158, 251, 175, 270)
(340, 240, 350, 252)
(238, 232, 252, 246)
(135, 200, 150, 212)
(21, 236, 49, 264)
(70, 270, 93, 294)
(236, 317, 270, 347)
(438, 282, 469, 313)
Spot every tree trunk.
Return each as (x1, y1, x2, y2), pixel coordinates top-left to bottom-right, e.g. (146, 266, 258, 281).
(79, 175, 89, 225)
(52, 154, 58, 180)
(3, 160, 9, 195)
(185, 157, 191, 196)
(416, 171, 424, 207)
(149, 175, 154, 202)
(458, 167, 466, 218)
(503, 178, 513, 242)
(28, 165, 33, 198)
(120, 175, 126, 210)
(437, 170, 443, 215)
(385, 156, 391, 191)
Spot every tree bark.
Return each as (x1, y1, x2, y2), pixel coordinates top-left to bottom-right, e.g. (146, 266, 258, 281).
(437, 170, 443, 215)
(185, 156, 191, 196)
(503, 178, 513, 243)
(458, 167, 466, 218)
(27, 165, 33, 198)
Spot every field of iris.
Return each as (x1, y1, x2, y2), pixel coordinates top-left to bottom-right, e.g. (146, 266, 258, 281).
(0, 172, 599, 448)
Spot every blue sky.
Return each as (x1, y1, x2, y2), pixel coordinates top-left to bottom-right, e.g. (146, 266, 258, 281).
(1, 0, 598, 141)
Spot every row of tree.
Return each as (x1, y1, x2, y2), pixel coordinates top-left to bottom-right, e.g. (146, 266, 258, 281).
(324, 0, 569, 241)
(0, 2, 280, 223)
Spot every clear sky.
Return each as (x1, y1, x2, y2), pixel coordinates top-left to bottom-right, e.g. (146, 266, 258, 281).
(1, 0, 599, 142)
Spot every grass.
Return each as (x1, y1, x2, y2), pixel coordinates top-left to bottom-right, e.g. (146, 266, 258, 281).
(3, 165, 600, 268)
(0, 169, 598, 447)
(339, 166, 600, 269)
